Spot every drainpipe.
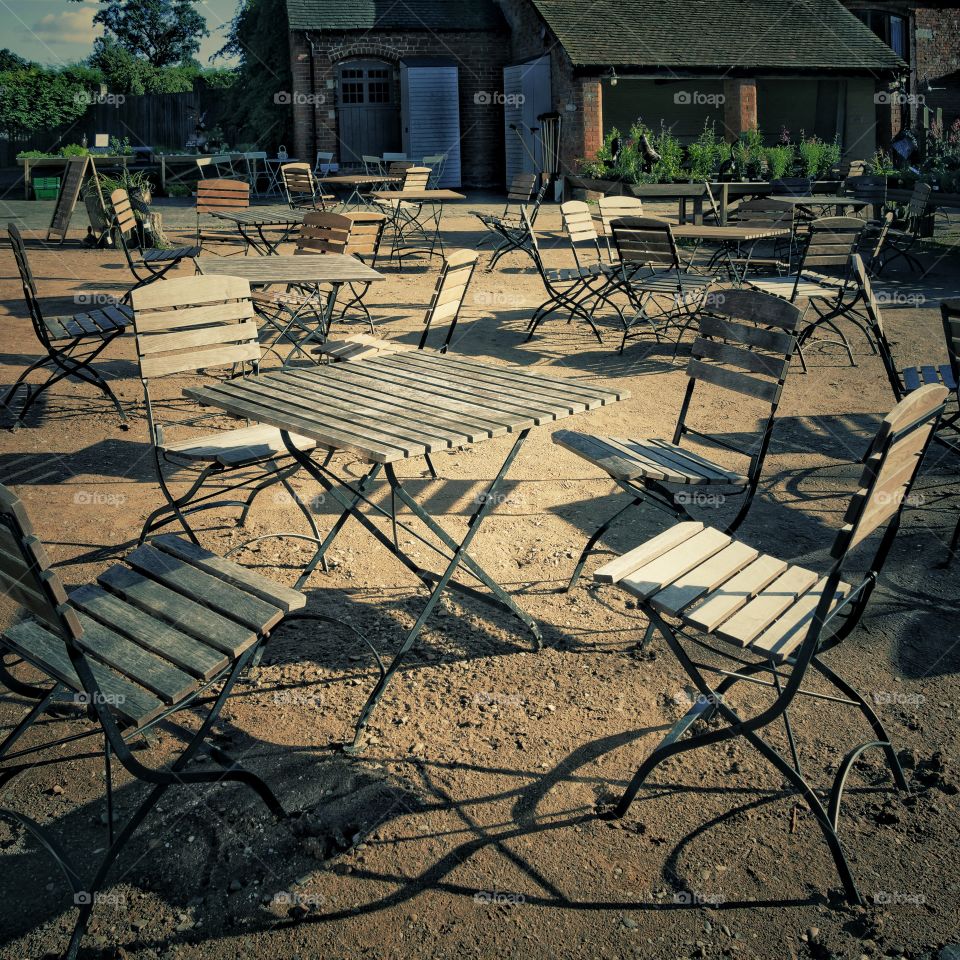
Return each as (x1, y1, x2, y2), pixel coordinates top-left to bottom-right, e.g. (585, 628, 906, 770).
(305, 32, 321, 159)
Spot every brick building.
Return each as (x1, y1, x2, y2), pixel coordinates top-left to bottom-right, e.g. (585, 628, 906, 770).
(287, 0, 925, 189)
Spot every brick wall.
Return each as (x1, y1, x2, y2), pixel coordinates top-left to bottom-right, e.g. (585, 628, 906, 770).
(289, 28, 510, 188)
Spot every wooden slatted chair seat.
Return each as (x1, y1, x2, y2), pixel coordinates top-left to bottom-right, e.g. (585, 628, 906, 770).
(595, 521, 850, 663)
(141, 245, 201, 262)
(42, 304, 131, 341)
(160, 423, 316, 467)
(553, 432, 748, 486)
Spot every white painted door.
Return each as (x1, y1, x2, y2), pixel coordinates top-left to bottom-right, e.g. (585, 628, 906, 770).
(503, 55, 552, 182)
(400, 61, 462, 188)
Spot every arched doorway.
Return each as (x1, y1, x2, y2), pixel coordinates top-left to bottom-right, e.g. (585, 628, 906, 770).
(336, 59, 402, 166)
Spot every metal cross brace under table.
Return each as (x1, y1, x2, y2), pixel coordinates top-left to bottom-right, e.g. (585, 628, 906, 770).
(210, 204, 305, 255)
(185, 352, 627, 748)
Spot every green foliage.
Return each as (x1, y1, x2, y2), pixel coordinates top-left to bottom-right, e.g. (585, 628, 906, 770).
(60, 143, 91, 157)
(0, 65, 89, 142)
(869, 149, 896, 176)
(217, 0, 292, 152)
(650, 123, 685, 183)
(797, 135, 840, 178)
(764, 144, 794, 180)
(686, 122, 722, 182)
(68, 0, 208, 68)
(732, 128, 767, 179)
(165, 182, 194, 198)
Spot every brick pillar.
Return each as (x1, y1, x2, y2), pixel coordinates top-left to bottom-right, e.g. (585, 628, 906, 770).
(722, 78, 758, 140)
(581, 78, 604, 160)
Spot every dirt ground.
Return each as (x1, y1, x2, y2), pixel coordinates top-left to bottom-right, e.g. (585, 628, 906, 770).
(0, 201, 958, 960)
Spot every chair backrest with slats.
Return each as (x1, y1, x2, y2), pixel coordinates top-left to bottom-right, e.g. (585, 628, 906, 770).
(770, 177, 813, 196)
(314, 151, 334, 175)
(610, 216, 682, 270)
(0, 484, 82, 641)
(834, 384, 946, 557)
(419, 249, 479, 352)
(850, 254, 903, 401)
(735, 197, 795, 229)
(846, 175, 886, 205)
(111, 189, 139, 239)
(343, 212, 386, 263)
(281, 163, 318, 206)
(678, 289, 801, 477)
(797, 216, 863, 271)
(905, 181, 933, 230)
(401, 166, 431, 192)
(598, 196, 644, 236)
(507, 173, 537, 203)
(295, 211, 352, 256)
(130, 275, 260, 383)
(561, 200, 603, 268)
(421, 154, 446, 187)
(196, 178, 250, 215)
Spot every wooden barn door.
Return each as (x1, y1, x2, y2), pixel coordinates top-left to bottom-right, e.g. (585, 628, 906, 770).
(504, 55, 552, 183)
(337, 60, 401, 166)
(400, 59, 462, 187)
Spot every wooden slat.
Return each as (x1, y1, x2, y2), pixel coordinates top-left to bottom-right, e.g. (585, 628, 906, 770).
(750, 577, 850, 660)
(132, 274, 251, 312)
(139, 320, 259, 356)
(716, 566, 820, 646)
(650, 541, 759, 616)
(2, 620, 163, 725)
(685, 554, 788, 632)
(134, 300, 254, 334)
(97, 565, 257, 657)
(73, 612, 197, 704)
(642, 439, 743, 484)
(594, 522, 705, 584)
(139, 342, 261, 379)
(0, 566, 64, 628)
(687, 359, 780, 403)
(123, 545, 285, 634)
(618, 528, 732, 601)
(151, 535, 306, 614)
(553, 431, 672, 482)
(692, 337, 785, 379)
(698, 316, 795, 355)
(69, 584, 227, 680)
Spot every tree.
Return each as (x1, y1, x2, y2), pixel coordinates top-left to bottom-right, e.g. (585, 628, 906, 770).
(217, 0, 292, 150)
(0, 48, 29, 71)
(69, 0, 208, 67)
(0, 65, 89, 143)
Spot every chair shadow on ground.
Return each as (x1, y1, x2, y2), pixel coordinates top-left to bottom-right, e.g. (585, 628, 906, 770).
(0, 691, 853, 955)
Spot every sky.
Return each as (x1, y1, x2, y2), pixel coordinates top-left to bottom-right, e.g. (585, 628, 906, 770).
(0, 0, 240, 67)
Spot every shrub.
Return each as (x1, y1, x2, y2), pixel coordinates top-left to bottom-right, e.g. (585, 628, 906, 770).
(764, 144, 794, 180)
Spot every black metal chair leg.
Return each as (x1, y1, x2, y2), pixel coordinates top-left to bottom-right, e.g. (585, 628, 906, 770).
(567, 497, 645, 591)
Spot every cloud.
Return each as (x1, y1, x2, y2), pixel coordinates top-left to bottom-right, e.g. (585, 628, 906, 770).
(32, 5, 100, 47)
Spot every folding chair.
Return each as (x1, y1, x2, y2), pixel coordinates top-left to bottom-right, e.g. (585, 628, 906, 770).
(335, 211, 388, 332)
(131, 274, 319, 544)
(607, 216, 717, 353)
(281, 162, 334, 210)
(111, 190, 200, 296)
(195, 178, 251, 254)
(524, 207, 606, 345)
(313, 150, 334, 177)
(858, 269, 960, 452)
(597, 196, 644, 258)
(242, 151, 269, 195)
(421, 154, 446, 188)
(745, 217, 865, 367)
(471, 172, 536, 234)
(2, 224, 129, 429)
(483, 179, 549, 272)
(252, 212, 353, 357)
(0, 483, 361, 960)
(869, 182, 931, 276)
(593, 384, 948, 907)
(373, 166, 431, 259)
(554, 289, 801, 589)
(843, 174, 887, 220)
(728, 197, 797, 277)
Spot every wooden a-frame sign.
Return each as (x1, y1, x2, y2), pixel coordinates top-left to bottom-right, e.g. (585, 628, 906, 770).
(47, 156, 106, 243)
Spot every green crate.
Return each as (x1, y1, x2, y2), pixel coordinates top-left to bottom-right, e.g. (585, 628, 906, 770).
(32, 176, 61, 200)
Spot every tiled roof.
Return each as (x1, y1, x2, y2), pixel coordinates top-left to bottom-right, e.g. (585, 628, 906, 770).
(286, 0, 506, 32)
(529, 0, 905, 72)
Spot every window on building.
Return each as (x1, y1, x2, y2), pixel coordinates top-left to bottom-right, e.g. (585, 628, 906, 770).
(855, 10, 909, 61)
(338, 63, 394, 105)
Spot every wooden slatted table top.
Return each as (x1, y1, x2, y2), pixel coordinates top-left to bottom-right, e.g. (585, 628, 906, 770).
(185, 353, 628, 464)
(672, 225, 792, 242)
(370, 189, 466, 201)
(195, 254, 385, 285)
(210, 204, 305, 225)
(318, 175, 403, 185)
